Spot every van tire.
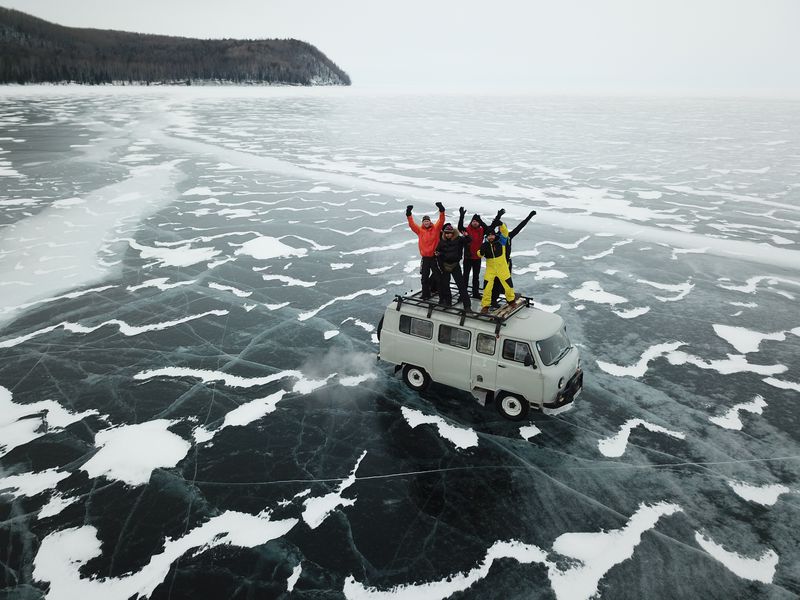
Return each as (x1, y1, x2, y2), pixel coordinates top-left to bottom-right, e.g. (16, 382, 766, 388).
(496, 392, 529, 421)
(402, 364, 430, 392)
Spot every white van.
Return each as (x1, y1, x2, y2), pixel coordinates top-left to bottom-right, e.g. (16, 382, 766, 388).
(377, 291, 583, 420)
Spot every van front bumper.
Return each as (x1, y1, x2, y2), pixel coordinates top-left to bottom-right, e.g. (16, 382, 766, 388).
(545, 369, 583, 409)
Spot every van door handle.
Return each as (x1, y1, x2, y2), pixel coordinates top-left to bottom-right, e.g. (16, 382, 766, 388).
(498, 364, 506, 368)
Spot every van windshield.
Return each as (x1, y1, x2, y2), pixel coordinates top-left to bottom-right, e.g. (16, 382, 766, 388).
(536, 328, 571, 366)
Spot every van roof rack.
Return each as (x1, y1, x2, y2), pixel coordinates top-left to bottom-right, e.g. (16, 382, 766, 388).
(393, 285, 534, 336)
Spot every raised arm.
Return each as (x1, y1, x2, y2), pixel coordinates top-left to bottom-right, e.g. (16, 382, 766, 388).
(457, 206, 466, 232)
(406, 205, 420, 234)
(489, 208, 505, 231)
(509, 209, 537, 239)
(434, 202, 445, 230)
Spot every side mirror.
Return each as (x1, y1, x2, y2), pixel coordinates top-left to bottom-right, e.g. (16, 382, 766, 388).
(524, 355, 536, 369)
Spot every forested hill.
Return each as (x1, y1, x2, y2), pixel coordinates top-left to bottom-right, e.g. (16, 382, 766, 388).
(0, 7, 351, 85)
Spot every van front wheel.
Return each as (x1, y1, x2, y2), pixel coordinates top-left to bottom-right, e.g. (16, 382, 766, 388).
(402, 365, 430, 392)
(496, 392, 529, 421)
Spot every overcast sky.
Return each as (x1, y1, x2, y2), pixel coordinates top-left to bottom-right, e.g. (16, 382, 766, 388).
(4, 0, 799, 95)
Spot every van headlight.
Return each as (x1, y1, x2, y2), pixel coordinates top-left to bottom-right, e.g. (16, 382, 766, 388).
(558, 377, 564, 389)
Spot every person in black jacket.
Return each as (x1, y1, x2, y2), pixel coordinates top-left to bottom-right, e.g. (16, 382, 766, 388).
(489, 208, 537, 306)
(435, 223, 472, 311)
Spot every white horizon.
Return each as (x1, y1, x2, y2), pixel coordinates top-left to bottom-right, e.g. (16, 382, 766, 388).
(2, 0, 800, 97)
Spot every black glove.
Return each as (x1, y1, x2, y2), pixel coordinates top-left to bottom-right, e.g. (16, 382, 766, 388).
(459, 206, 466, 216)
(406, 205, 413, 217)
(529, 210, 537, 217)
(498, 208, 506, 217)
(435, 201, 445, 212)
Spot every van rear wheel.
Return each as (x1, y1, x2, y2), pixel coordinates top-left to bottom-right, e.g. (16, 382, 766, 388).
(402, 364, 430, 392)
(496, 392, 529, 421)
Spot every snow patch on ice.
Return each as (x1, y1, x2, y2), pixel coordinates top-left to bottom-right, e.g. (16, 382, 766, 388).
(548, 502, 682, 600)
(536, 236, 591, 250)
(401, 407, 478, 450)
(194, 390, 288, 443)
(182, 186, 229, 196)
(0, 310, 229, 348)
(339, 373, 378, 386)
(728, 481, 792, 506)
(694, 532, 778, 584)
(134, 367, 301, 389)
(596, 342, 684, 378)
(343, 502, 680, 600)
(520, 425, 541, 441)
(0, 385, 99, 457)
(709, 395, 767, 430)
(718, 275, 800, 294)
(712, 324, 785, 354)
(292, 374, 335, 394)
(0, 468, 70, 499)
(127, 278, 195, 292)
(598, 419, 685, 457)
(340, 239, 416, 256)
(287, 564, 302, 592)
(302, 451, 366, 529)
(81, 420, 191, 486)
(582, 239, 632, 261)
(341, 317, 375, 332)
(208, 282, 252, 297)
(569, 281, 627, 305)
(762, 377, 800, 392)
(33, 510, 297, 600)
(367, 263, 398, 274)
(39, 493, 79, 519)
(260, 273, 316, 287)
(344, 540, 547, 600)
(636, 278, 694, 302)
(667, 352, 786, 376)
(298, 288, 387, 321)
(125, 238, 221, 268)
(235, 235, 308, 260)
(612, 306, 650, 319)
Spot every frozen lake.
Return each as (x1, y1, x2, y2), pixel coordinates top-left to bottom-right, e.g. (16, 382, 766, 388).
(1, 86, 799, 599)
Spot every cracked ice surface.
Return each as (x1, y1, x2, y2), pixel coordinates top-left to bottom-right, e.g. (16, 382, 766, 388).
(1, 88, 799, 600)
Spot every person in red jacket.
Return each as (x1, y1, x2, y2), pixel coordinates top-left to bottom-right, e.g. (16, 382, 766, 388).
(457, 207, 488, 299)
(407, 202, 445, 299)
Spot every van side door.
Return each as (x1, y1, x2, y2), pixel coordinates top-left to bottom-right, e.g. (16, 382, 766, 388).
(497, 337, 544, 404)
(470, 332, 498, 394)
(433, 323, 472, 390)
(397, 314, 435, 372)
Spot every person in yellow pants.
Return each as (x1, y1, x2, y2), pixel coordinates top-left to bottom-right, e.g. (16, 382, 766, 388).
(477, 223, 516, 313)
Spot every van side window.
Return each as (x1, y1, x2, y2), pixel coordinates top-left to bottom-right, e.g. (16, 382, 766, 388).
(438, 324, 470, 349)
(502, 339, 533, 364)
(476, 333, 496, 355)
(399, 315, 433, 339)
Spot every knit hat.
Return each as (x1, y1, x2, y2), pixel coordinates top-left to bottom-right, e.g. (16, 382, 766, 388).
(422, 215, 431, 222)
(442, 223, 454, 232)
